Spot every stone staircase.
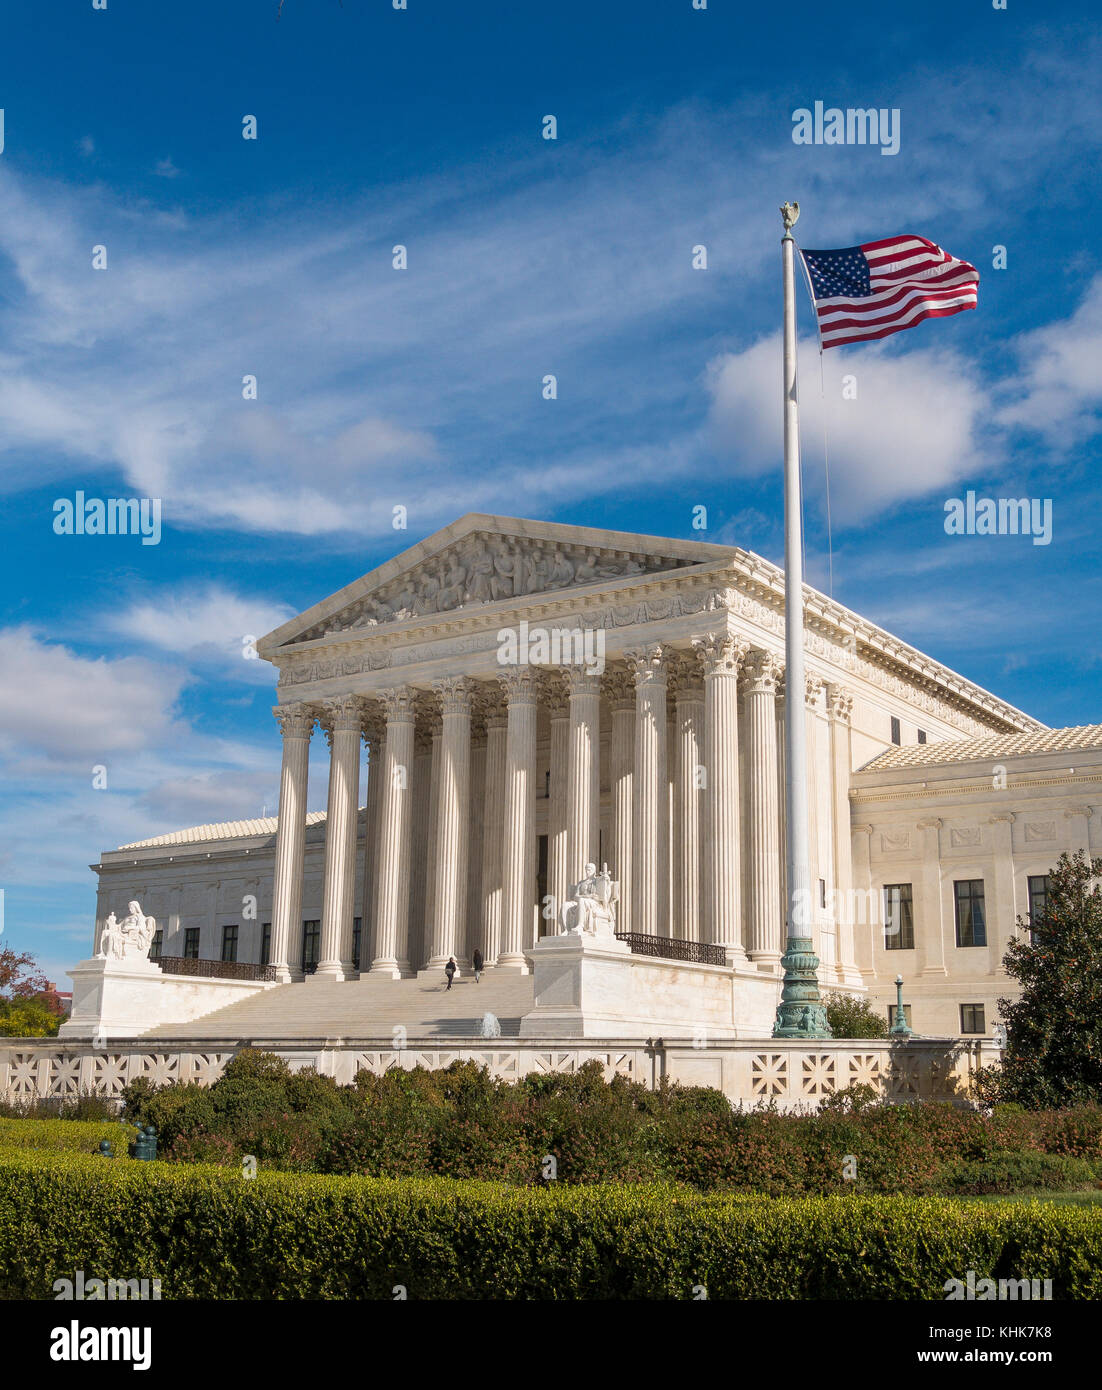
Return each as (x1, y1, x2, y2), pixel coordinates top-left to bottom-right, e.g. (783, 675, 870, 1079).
(140, 971, 536, 1041)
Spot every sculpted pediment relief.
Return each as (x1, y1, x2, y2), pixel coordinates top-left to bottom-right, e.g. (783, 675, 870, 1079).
(292, 533, 697, 642)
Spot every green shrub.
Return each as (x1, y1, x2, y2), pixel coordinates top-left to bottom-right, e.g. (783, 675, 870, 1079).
(935, 1150, 1100, 1196)
(1, 1146, 1100, 1300)
(827, 994, 889, 1039)
(0, 1117, 133, 1154)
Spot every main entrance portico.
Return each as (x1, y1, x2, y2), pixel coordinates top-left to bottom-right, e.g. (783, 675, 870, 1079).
(257, 513, 1032, 987)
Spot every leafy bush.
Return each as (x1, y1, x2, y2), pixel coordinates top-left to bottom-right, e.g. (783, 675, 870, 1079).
(77, 1049, 1102, 1198)
(2, 1146, 1101, 1300)
(826, 994, 889, 1039)
(935, 1151, 1100, 1196)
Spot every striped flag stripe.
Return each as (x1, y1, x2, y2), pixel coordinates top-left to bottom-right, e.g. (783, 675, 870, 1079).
(800, 233, 979, 349)
(820, 297, 976, 345)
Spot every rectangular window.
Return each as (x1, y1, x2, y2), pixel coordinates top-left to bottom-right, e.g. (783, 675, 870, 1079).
(818, 878, 827, 909)
(221, 924, 238, 963)
(888, 1003, 913, 1029)
(960, 1003, 986, 1034)
(954, 880, 987, 947)
(890, 716, 901, 745)
(352, 917, 362, 970)
(917, 729, 927, 744)
(260, 922, 271, 967)
(302, 920, 320, 974)
(884, 883, 915, 950)
(1028, 874, 1050, 924)
(183, 927, 200, 960)
(148, 929, 163, 962)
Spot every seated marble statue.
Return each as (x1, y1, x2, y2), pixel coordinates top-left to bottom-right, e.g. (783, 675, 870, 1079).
(96, 900, 157, 963)
(560, 863, 619, 938)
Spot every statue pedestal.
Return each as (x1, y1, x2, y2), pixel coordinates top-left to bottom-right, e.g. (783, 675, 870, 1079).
(60, 956, 165, 1040)
(519, 931, 631, 1037)
(59, 956, 274, 1041)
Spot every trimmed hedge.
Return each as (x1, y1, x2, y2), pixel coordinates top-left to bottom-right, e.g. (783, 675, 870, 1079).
(0, 1117, 134, 1154)
(1, 1146, 1101, 1300)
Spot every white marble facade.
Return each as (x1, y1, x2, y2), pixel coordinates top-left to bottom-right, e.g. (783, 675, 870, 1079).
(87, 514, 1101, 1037)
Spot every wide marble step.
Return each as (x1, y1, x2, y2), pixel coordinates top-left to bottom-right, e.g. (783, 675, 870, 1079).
(140, 973, 535, 1041)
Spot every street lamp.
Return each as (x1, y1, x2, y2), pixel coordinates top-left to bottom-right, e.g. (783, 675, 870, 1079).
(888, 974, 913, 1038)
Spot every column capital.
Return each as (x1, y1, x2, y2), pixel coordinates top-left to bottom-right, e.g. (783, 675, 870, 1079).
(273, 703, 316, 739)
(500, 667, 541, 704)
(853, 823, 874, 837)
(320, 694, 366, 734)
(379, 686, 418, 724)
(432, 675, 475, 716)
(917, 816, 943, 831)
(667, 650, 706, 700)
(741, 648, 784, 694)
(540, 669, 570, 717)
(692, 633, 750, 677)
(625, 644, 668, 687)
(563, 667, 602, 697)
(989, 812, 1017, 824)
(826, 684, 854, 723)
(805, 674, 825, 708)
(361, 705, 386, 747)
(1065, 805, 1095, 819)
(601, 665, 635, 711)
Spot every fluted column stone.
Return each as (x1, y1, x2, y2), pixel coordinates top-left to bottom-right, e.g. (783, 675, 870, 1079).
(744, 649, 784, 968)
(270, 703, 315, 982)
(499, 669, 539, 971)
(627, 645, 668, 938)
(426, 677, 473, 969)
(480, 700, 508, 965)
(371, 687, 417, 977)
(694, 635, 749, 963)
(606, 667, 635, 933)
(565, 669, 602, 879)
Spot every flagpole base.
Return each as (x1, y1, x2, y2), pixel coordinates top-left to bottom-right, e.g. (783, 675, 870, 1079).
(772, 936, 832, 1039)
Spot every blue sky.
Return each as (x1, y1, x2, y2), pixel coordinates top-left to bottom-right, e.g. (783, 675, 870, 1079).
(1, 0, 1099, 982)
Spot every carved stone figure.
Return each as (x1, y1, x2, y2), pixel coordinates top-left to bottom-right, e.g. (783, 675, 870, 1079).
(96, 900, 157, 963)
(560, 863, 620, 938)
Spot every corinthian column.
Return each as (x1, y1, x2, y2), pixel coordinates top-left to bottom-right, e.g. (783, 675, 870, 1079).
(270, 703, 315, 982)
(565, 669, 602, 878)
(744, 649, 784, 968)
(605, 666, 635, 934)
(627, 645, 668, 938)
(426, 677, 473, 969)
(359, 713, 384, 972)
(671, 658, 706, 942)
(694, 635, 749, 962)
(499, 668, 539, 971)
(545, 675, 571, 927)
(480, 697, 508, 965)
(316, 695, 364, 979)
(371, 687, 417, 977)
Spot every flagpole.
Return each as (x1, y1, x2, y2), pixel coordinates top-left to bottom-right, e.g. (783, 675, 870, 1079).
(774, 201, 830, 1039)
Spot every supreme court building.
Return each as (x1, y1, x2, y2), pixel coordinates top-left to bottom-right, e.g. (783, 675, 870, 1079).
(78, 513, 1102, 1041)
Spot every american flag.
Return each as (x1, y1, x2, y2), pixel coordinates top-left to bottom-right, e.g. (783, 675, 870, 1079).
(799, 235, 979, 349)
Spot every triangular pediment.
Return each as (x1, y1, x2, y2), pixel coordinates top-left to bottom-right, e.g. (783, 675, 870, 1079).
(260, 513, 734, 652)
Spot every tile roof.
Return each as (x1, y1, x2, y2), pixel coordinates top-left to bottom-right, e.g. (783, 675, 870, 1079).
(118, 811, 328, 850)
(862, 724, 1102, 772)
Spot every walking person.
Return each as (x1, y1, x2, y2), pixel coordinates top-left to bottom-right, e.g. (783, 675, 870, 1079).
(444, 956, 457, 990)
(472, 948, 484, 983)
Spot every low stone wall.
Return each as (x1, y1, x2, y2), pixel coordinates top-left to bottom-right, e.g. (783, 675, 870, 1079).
(0, 1036, 997, 1111)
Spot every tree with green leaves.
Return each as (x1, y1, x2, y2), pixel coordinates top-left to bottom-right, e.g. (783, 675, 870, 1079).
(826, 992, 888, 1039)
(995, 851, 1102, 1108)
(0, 946, 64, 1038)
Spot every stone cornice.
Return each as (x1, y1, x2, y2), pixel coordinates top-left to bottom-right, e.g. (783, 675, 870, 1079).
(265, 529, 1040, 738)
